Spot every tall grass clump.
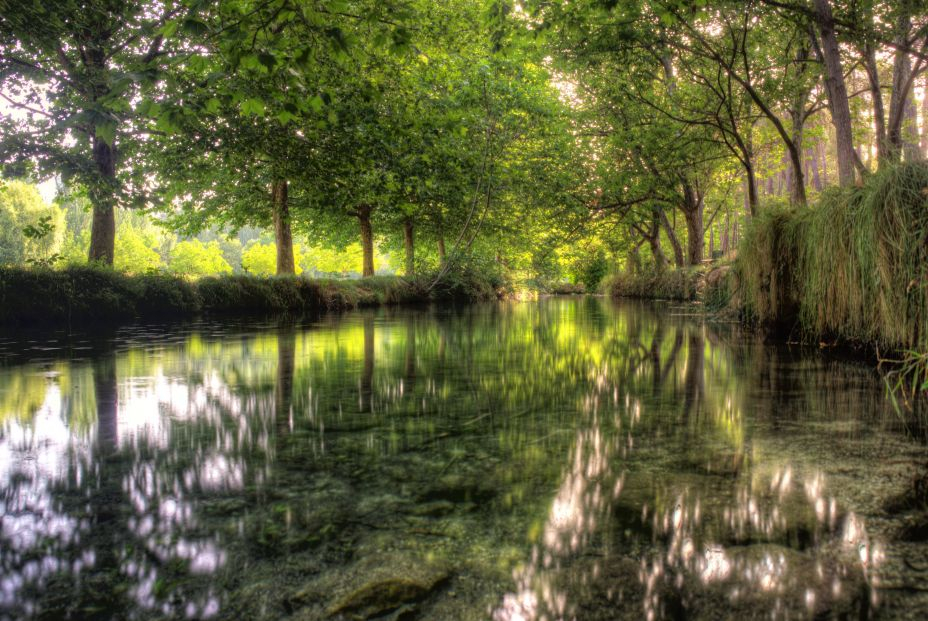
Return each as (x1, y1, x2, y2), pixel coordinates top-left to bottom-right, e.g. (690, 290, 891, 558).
(735, 161, 928, 354)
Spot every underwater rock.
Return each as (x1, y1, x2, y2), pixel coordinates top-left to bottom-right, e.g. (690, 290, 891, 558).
(290, 552, 450, 620)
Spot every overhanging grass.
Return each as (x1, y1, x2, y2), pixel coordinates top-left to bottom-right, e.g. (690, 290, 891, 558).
(735, 161, 928, 353)
(0, 265, 506, 326)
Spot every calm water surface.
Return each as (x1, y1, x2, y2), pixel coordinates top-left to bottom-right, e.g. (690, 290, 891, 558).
(1, 298, 926, 620)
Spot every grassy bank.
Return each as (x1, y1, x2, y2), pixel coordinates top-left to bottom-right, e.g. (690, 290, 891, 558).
(604, 266, 705, 301)
(0, 263, 508, 326)
(735, 162, 928, 354)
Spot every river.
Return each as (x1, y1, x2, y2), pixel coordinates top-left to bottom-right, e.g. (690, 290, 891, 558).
(0, 297, 926, 620)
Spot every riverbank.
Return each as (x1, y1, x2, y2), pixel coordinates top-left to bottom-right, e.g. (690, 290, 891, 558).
(0, 264, 510, 326)
(604, 266, 705, 302)
(613, 163, 928, 357)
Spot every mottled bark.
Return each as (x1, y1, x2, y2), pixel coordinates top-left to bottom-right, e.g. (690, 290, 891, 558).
(657, 208, 685, 268)
(681, 182, 704, 265)
(744, 164, 758, 216)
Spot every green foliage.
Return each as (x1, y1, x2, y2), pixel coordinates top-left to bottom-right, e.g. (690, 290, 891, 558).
(114, 224, 162, 274)
(0, 180, 65, 265)
(242, 242, 306, 276)
(242, 243, 281, 276)
(575, 249, 609, 293)
(169, 240, 233, 277)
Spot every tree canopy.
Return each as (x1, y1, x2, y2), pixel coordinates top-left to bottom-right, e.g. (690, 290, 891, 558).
(0, 0, 926, 284)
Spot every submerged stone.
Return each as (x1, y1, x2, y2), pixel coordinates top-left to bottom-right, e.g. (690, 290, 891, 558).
(290, 552, 450, 620)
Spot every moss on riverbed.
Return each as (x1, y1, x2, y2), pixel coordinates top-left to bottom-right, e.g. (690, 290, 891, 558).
(0, 264, 508, 325)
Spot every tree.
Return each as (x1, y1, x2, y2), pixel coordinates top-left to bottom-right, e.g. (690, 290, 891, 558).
(114, 222, 162, 274)
(0, 180, 64, 265)
(168, 239, 231, 276)
(243, 242, 305, 276)
(0, 1, 182, 264)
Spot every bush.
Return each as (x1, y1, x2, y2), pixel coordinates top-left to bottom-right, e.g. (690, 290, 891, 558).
(577, 249, 609, 292)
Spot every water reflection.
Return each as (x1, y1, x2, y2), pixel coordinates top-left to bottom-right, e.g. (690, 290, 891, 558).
(0, 300, 921, 619)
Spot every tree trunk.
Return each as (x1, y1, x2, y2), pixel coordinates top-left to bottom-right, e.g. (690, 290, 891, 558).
(657, 208, 684, 268)
(88, 133, 116, 265)
(437, 221, 446, 265)
(681, 182, 704, 265)
(743, 164, 758, 216)
(809, 145, 822, 190)
(403, 219, 415, 276)
(813, 0, 857, 185)
(888, 3, 920, 162)
(648, 231, 667, 273)
(357, 205, 375, 277)
(628, 243, 641, 275)
(787, 75, 808, 205)
(864, 43, 889, 165)
(721, 212, 730, 254)
(922, 74, 928, 157)
(272, 179, 295, 275)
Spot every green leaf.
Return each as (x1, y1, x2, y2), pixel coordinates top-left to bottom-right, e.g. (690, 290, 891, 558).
(241, 98, 265, 116)
(95, 121, 117, 146)
(258, 53, 277, 71)
(182, 18, 209, 36)
(159, 20, 179, 38)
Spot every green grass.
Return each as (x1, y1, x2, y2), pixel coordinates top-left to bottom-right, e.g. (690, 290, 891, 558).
(735, 161, 928, 352)
(0, 264, 507, 326)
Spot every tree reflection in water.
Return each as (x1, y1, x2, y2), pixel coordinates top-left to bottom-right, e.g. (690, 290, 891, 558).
(0, 300, 917, 620)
